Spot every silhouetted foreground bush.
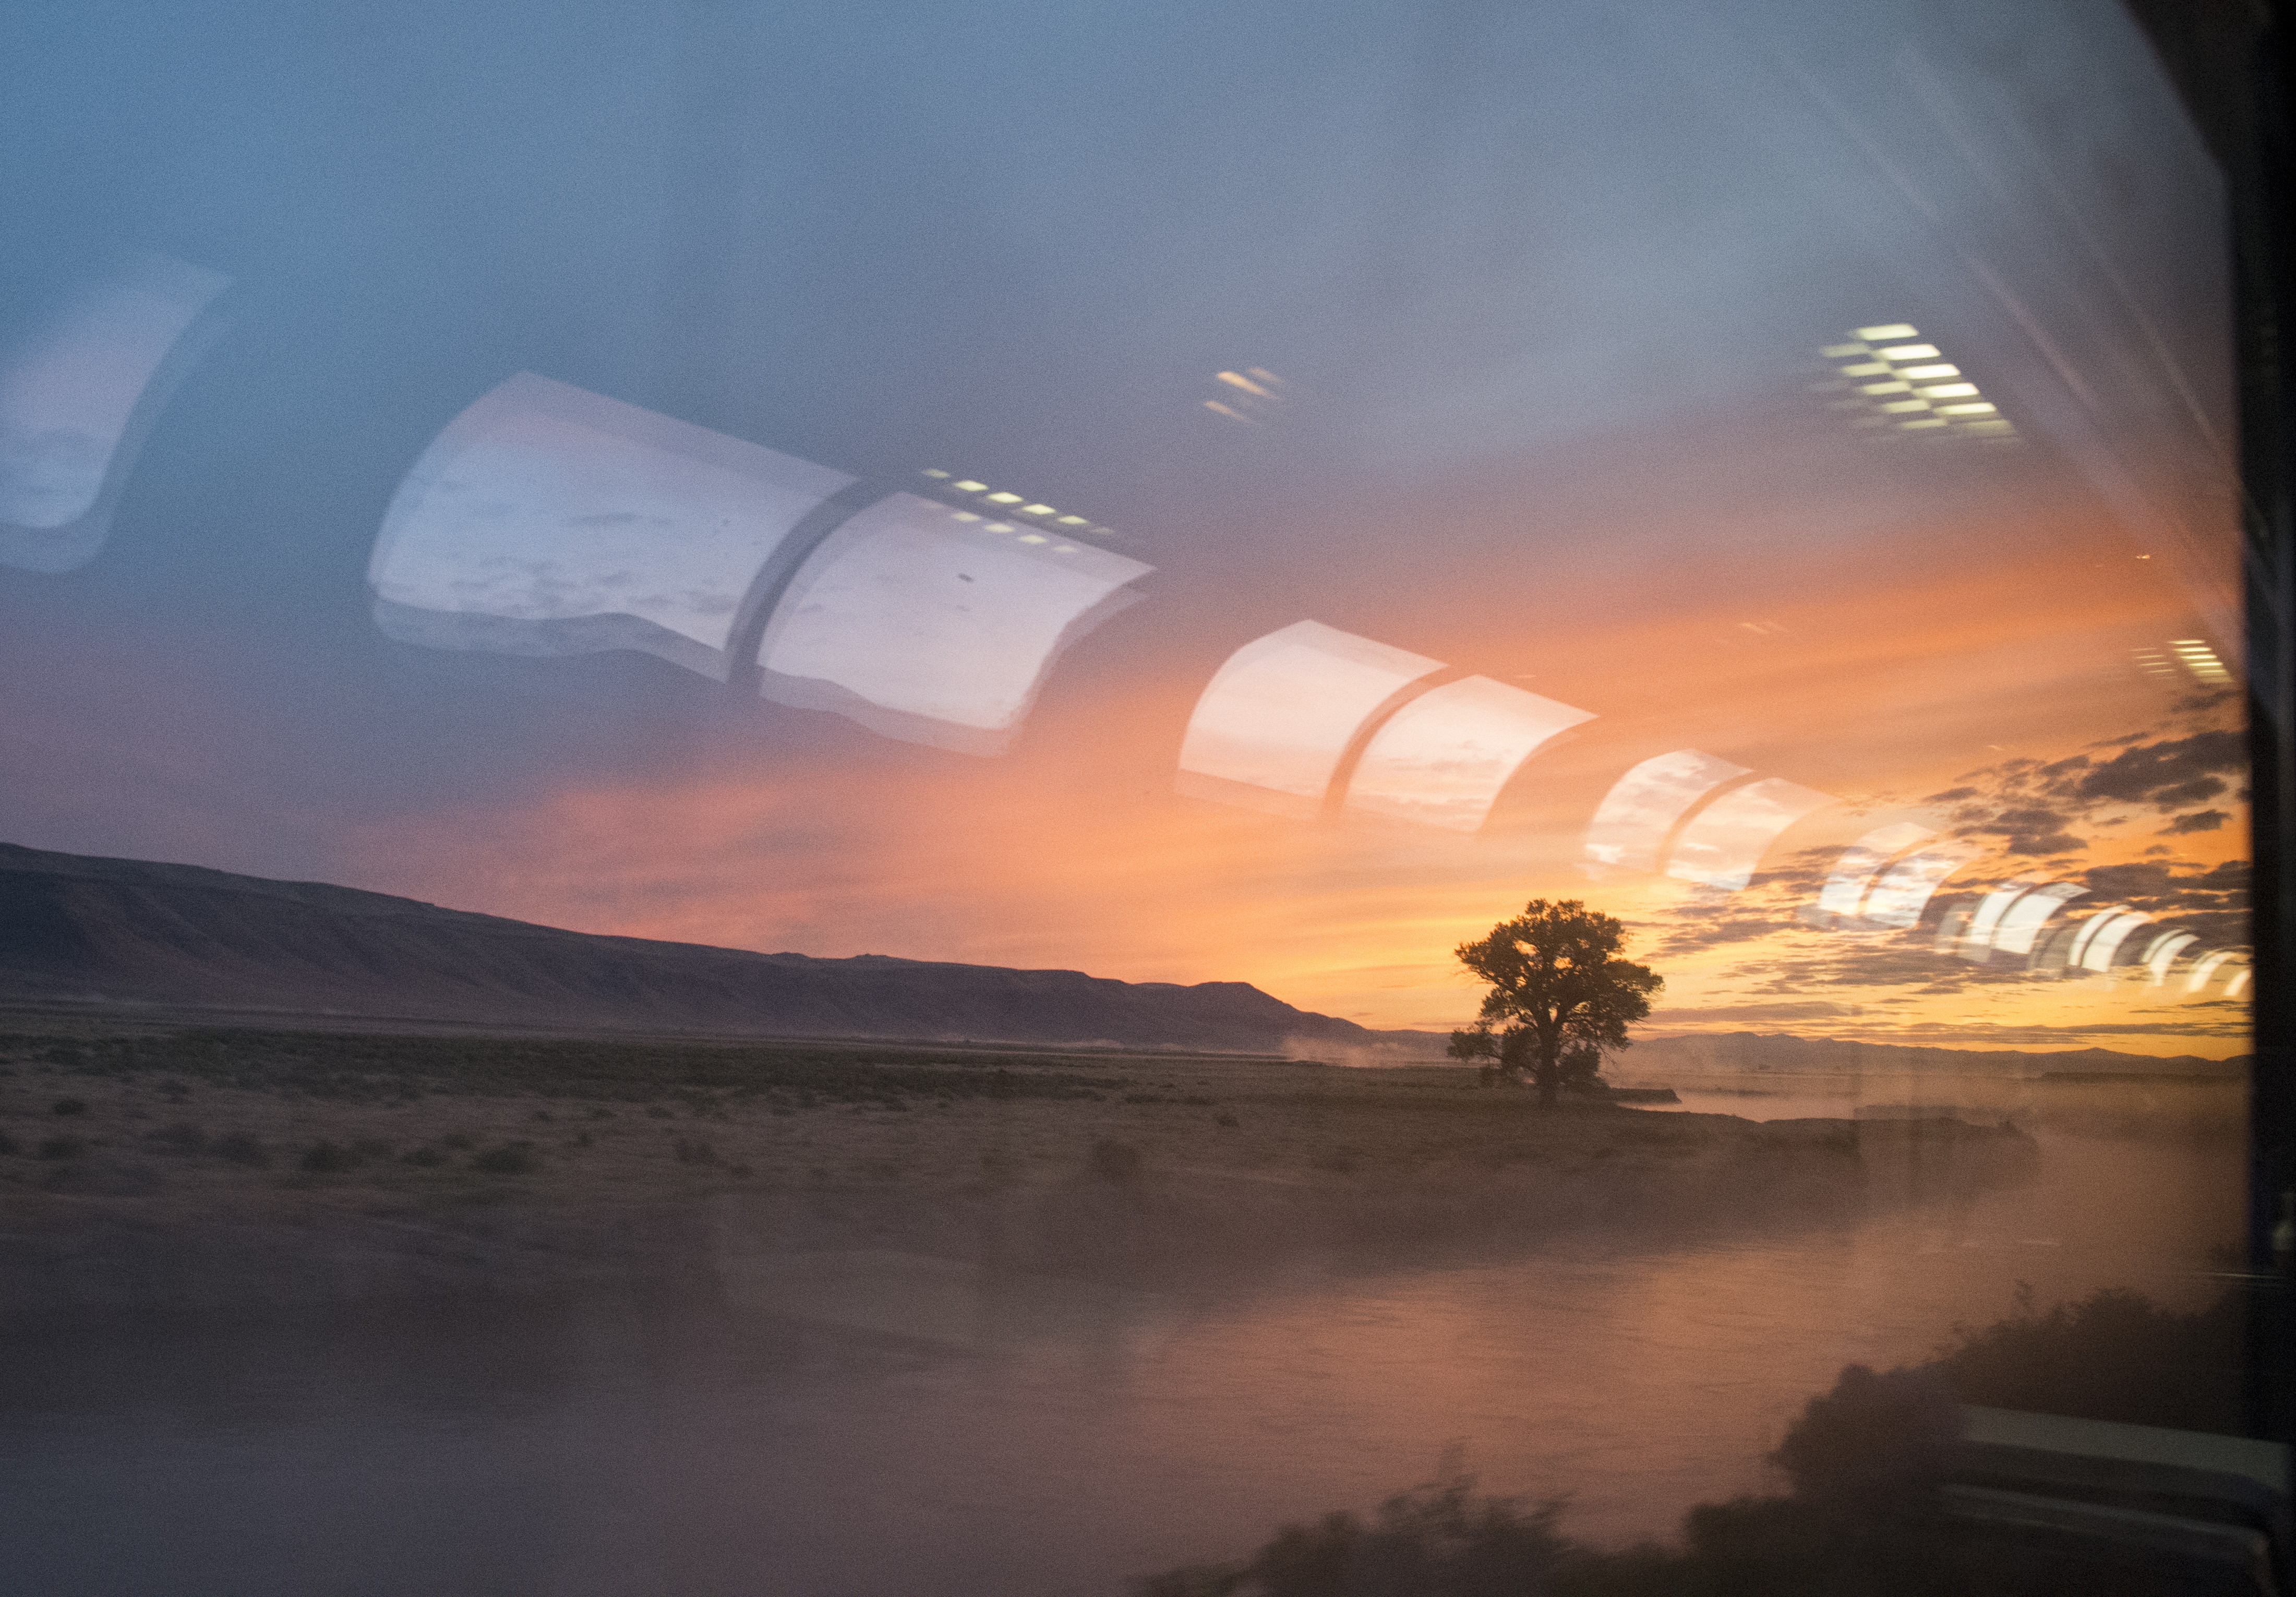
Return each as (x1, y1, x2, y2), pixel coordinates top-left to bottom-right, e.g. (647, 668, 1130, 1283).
(1143, 1288, 2250, 1597)
(1932, 1284, 2246, 1433)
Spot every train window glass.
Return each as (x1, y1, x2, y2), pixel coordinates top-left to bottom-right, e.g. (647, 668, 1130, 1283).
(0, 3, 2279, 1595)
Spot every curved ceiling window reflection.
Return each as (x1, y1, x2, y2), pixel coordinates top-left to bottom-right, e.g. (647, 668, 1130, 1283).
(1857, 841, 1982, 929)
(1583, 750, 1752, 873)
(0, 254, 232, 573)
(755, 494, 1151, 756)
(1176, 622, 1442, 819)
(1815, 821, 1937, 919)
(1666, 777, 1836, 890)
(368, 373, 855, 680)
(1948, 880, 2088, 962)
(1342, 676, 1595, 833)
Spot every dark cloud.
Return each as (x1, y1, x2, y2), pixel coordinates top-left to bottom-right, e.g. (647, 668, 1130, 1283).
(2073, 730, 2244, 809)
(2159, 810, 2229, 836)
(1961, 805, 2084, 856)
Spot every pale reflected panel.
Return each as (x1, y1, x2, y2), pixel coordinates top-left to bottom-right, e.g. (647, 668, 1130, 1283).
(2070, 909, 2153, 972)
(1816, 822, 1936, 918)
(1992, 882, 2088, 956)
(1963, 882, 2036, 953)
(758, 494, 1152, 755)
(369, 373, 854, 678)
(1583, 750, 1750, 872)
(0, 254, 231, 572)
(2143, 932, 2198, 984)
(1343, 676, 1594, 832)
(1859, 843, 1981, 929)
(1176, 621, 1442, 819)
(1665, 777, 1836, 890)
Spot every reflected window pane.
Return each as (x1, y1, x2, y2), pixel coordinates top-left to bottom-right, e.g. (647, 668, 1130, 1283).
(369, 373, 854, 678)
(1342, 676, 1595, 833)
(1816, 821, 1937, 918)
(1583, 750, 1751, 872)
(0, 254, 231, 571)
(757, 493, 1152, 754)
(1177, 621, 1443, 818)
(1860, 843, 1981, 929)
(1665, 776, 1836, 890)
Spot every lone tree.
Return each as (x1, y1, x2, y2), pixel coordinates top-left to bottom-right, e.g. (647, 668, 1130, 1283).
(1454, 899, 1663, 1107)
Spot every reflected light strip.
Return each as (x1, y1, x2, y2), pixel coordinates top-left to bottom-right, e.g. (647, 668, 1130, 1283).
(1816, 822, 1934, 918)
(2225, 967, 2252, 999)
(1583, 750, 1750, 872)
(1664, 777, 1836, 890)
(1990, 882, 2087, 956)
(1342, 676, 1595, 833)
(1859, 843, 1980, 928)
(1177, 621, 1444, 819)
(758, 493, 1152, 756)
(1, 254, 233, 573)
(2142, 932, 2198, 984)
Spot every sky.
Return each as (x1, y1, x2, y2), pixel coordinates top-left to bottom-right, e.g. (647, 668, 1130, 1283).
(0, 0, 2250, 1056)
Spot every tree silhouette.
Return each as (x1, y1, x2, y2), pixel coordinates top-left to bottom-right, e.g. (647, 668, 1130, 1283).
(1454, 900, 1662, 1106)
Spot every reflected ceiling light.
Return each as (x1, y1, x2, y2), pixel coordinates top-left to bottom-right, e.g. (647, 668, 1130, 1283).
(951, 511, 982, 522)
(756, 492, 1151, 756)
(2226, 966, 2252, 998)
(1343, 676, 1596, 833)
(368, 372, 856, 680)
(1019, 503, 1055, 515)
(1816, 323, 2014, 442)
(922, 469, 952, 479)
(952, 479, 988, 492)
(1017, 532, 1049, 544)
(1203, 365, 1291, 425)
(1177, 621, 1442, 819)
(1, 253, 233, 574)
(2171, 640, 2233, 684)
(1056, 515, 1090, 525)
(1816, 822, 1936, 919)
(985, 491, 1023, 503)
(1666, 777, 1836, 890)
(1584, 750, 1751, 873)
(1860, 842, 1981, 928)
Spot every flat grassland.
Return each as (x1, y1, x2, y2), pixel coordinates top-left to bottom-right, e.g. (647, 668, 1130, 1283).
(0, 1020, 2037, 1323)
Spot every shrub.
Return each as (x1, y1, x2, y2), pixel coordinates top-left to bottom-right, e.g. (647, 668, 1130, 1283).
(440, 1132, 474, 1150)
(674, 1138, 716, 1164)
(0, 1132, 17, 1156)
(149, 1122, 207, 1153)
(471, 1141, 537, 1175)
(213, 1133, 270, 1168)
(51, 1097, 88, 1116)
(400, 1146, 446, 1168)
(38, 1135, 89, 1160)
(351, 1138, 392, 1160)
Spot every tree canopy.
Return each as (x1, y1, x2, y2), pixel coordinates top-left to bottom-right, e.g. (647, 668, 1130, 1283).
(1453, 899, 1662, 1106)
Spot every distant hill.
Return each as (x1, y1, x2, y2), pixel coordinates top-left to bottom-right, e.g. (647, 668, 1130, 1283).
(1627, 1031, 2244, 1078)
(0, 842, 1393, 1052)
